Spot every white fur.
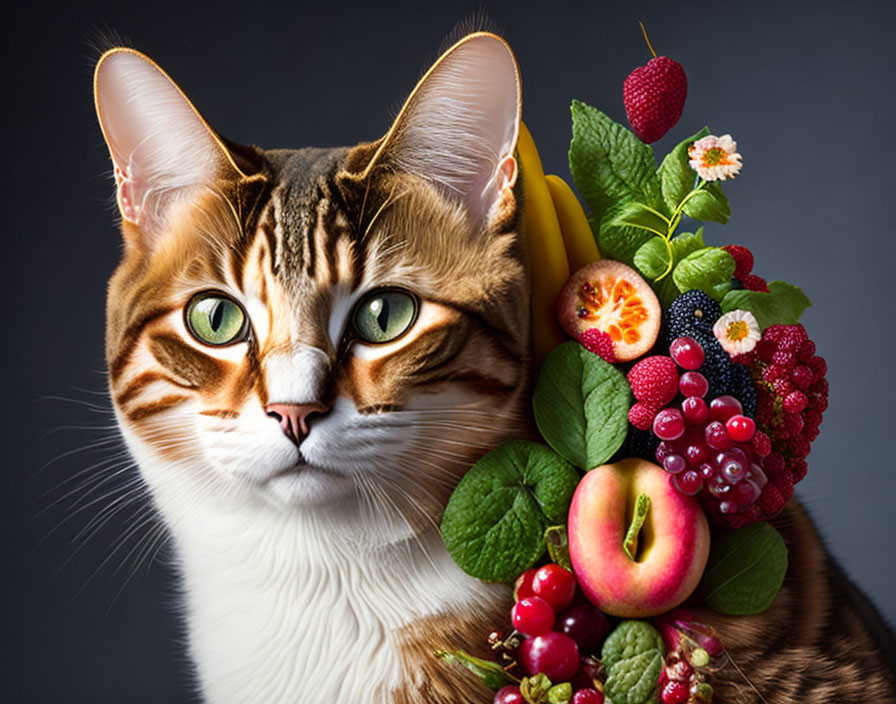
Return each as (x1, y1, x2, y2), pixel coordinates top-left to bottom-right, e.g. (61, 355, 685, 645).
(120, 394, 508, 703)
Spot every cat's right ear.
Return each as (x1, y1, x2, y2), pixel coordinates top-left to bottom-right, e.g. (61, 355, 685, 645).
(94, 49, 245, 246)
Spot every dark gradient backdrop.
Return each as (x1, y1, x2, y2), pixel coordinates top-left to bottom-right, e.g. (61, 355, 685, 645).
(5, 1, 895, 701)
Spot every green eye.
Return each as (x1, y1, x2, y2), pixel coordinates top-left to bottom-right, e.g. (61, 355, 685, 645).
(352, 290, 418, 344)
(185, 292, 249, 346)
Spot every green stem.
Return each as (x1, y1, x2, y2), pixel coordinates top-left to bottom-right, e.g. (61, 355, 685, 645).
(653, 180, 709, 283)
(669, 179, 708, 233)
(623, 493, 651, 562)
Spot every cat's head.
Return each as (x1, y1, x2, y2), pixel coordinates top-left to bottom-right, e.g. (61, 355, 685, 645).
(96, 33, 532, 532)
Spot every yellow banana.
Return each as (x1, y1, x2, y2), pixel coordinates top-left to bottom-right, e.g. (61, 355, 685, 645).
(544, 174, 601, 272)
(517, 122, 569, 363)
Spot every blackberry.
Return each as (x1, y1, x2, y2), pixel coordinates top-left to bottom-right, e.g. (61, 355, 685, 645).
(681, 327, 732, 400)
(627, 427, 660, 462)
(663, 290, 723, 345)
(729, 362, 758, 417)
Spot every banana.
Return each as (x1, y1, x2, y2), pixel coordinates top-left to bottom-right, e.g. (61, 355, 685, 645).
(517, 122, 569, 363)
(544, 174, 601, 272)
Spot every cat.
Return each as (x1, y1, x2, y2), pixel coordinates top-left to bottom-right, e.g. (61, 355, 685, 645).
(93, 31, 896, 704)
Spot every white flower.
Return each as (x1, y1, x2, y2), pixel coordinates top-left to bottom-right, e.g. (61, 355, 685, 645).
(688, 134, 742, 181)
(713, 309, 761, 356)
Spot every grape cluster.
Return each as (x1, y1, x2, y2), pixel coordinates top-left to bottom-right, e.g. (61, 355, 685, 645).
(494, 565, 609, 703)
(654, 394, 772, 522)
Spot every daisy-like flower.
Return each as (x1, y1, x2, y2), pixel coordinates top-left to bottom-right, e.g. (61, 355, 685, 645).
(713, 309, 761, 356)
(688, 134, 742, 181)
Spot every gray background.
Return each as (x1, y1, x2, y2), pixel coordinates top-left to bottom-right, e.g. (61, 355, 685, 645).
(5, 0, 895, 700)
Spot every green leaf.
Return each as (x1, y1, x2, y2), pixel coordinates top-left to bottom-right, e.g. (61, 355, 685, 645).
(533, 342, 632, 470)
(608, 202, 670, 238)
(569, 101, 664, 219)
(601, 621, 664, 704)
(440, 440, 580, 582)
(672, 247, 736, 300)
(592, 210, 655, 268)
(634, 229, 706, 281)
(721, 281, 813, 330)
(682, 181, 731, 224)
(437, 649, 515, 691)
(657, 127, 709, 213)
(700, 521, 789, 616)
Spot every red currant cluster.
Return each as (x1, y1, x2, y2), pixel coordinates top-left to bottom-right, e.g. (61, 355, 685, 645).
(493, 564, 610, 704)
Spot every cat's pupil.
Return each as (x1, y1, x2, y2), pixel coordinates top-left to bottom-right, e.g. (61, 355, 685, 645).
(375, 299, 390, 332)
(210, 301, 225, 332)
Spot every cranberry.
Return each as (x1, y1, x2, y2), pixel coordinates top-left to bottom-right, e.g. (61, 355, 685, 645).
(531, 564, 577, 611)
(518, 631, 580, 682)
(511, 596, 554, 637)
(670, 336, 704, 370)
(513, 567, 538, 601)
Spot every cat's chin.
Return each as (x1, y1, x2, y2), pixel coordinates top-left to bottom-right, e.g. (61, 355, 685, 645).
(259, 463, 355, 509)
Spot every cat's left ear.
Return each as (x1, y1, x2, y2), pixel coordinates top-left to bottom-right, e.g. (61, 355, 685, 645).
(367, 32, 521, 226)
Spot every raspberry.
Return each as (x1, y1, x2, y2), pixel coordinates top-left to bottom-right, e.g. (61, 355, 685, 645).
(809, 355, 828, 378)
(629, 401, 661, 430)
(581, 328, 618, 363)
(721, 245, 754, 279)
(791, 365, 814, 390)
(728, 324, 827, 527)
(664, 291, 722, 342)
(752, 430, 772, 458)
(798, 340, 817, 362)
(783, 391, 808, 414)
(628, 356, 679, 406)
(623, 56, 687, 144)
(741, 274, 769, 292)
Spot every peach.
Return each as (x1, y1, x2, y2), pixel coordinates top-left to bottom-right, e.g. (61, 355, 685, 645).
(567, 458, 710, 618)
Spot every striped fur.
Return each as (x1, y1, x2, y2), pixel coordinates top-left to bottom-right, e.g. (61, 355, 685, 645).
(97, 36, 896, 704)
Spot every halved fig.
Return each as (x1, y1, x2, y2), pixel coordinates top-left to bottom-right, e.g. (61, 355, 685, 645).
(557, 260, 661, 362)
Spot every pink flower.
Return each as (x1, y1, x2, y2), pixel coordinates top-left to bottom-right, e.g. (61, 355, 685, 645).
(688, 134, 742, 181)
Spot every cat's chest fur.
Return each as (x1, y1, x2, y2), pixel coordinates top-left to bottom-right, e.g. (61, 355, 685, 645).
(155, 474, 507, 704)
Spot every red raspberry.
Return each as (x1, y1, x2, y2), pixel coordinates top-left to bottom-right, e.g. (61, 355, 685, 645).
(788, 435, 811, 459)
(629, 401, 661, 430)
(791, 365, 814, 390)
(809, 355, 828, 378)
(741, 274, 769, 292)
(627, 356, 679, 406)
(752, 430, 772, 458)
(623, 56, 687, 143)
(721, 245, 754, 279)
(783, 391, 808, 414)
(798, 340, 817, 362)
(581, 328, 618, 363)
(792, 459, 809, 481)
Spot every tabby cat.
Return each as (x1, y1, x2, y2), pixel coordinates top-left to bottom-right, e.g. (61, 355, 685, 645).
(94, 32, 896, 704)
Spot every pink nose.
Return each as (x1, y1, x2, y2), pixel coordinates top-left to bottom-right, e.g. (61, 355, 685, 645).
(265, 402, 331, 443)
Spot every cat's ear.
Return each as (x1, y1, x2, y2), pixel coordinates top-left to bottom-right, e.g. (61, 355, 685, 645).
(94, 48, 245, 243)
(368, 32, 521, 226)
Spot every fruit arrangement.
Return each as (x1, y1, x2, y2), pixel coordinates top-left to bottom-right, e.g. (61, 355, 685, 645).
(437, 27, 825, 704)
